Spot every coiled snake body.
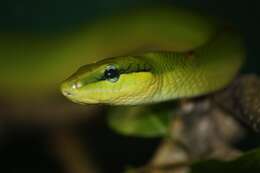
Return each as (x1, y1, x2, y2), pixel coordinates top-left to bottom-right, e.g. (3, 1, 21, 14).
(61, 7, 245, 105)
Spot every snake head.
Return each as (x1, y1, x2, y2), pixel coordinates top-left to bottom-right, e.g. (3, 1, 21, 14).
(60, 56, 157, 105)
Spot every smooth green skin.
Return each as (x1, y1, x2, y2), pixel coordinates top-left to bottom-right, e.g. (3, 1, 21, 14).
(60, 7, 245, 105)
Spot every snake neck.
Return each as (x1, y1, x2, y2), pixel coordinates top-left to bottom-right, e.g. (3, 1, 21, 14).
(142, 32, 245, 103)
(141, 52, 200, 102)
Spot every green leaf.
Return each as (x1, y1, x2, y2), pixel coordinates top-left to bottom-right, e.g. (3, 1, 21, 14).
(107, 104, 174, 138)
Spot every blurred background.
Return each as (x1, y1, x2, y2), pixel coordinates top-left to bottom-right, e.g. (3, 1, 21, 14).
(0, 0, 259, 173)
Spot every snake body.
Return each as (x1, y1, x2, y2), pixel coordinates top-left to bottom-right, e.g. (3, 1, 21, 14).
(60, 7, 245, 105)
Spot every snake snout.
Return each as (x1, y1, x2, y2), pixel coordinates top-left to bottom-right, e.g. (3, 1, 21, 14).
(62, 90, 72, 97)
(60, 81, 76, 99)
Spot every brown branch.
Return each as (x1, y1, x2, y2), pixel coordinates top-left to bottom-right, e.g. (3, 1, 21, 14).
(214, 74, 260, 132)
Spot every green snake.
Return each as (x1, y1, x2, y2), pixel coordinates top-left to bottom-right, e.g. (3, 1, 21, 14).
(60, 7, 245, 105)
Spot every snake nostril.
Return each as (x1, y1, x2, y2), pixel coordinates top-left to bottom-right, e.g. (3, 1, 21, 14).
(63, 90, 72, 96)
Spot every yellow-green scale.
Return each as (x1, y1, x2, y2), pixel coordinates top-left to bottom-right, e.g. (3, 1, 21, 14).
(143, 32, 245, 103)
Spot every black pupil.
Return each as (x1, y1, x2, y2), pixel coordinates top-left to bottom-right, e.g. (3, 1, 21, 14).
(104, 68, 119, 80)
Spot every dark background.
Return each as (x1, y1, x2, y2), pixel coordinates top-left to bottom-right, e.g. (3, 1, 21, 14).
(0, 0, 259, 173)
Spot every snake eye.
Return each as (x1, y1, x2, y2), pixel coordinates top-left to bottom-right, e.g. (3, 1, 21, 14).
(104, 65, 120, 82)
